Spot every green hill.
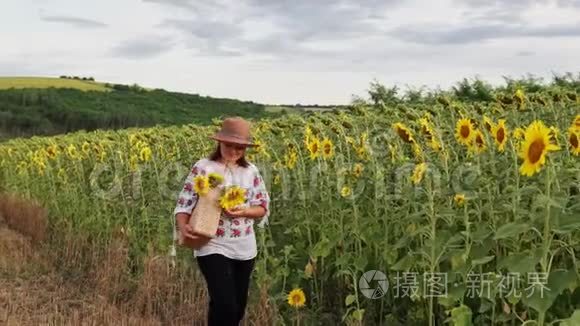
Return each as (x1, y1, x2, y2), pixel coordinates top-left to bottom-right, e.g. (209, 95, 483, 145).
(0, 77, 277, 140)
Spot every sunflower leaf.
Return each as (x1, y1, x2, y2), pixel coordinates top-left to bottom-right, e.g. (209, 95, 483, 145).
(450, 304, 473, 326)
(552, 210, 580, 234)
(471, 255, 495, 267)
(493, 223, 530, 240)
(560, 310, 580, 326)
(345, 294, 356, 306)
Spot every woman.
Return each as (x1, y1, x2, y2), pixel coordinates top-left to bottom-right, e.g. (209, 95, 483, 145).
(173, 117, 270, 326)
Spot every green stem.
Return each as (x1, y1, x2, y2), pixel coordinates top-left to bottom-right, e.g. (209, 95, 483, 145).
(512, 140, 520, 221)
(538, 165, 554, 326)
(540, 166, 553, 273)
(428, 182, 437, 326)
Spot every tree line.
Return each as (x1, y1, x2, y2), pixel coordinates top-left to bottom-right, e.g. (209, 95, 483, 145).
(0, 87, 276, 140)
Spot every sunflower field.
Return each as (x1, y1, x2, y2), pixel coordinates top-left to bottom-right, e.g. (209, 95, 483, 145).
(0, 84, 579, 325)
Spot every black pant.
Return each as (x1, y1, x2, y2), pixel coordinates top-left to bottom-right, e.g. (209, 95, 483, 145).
(197, 254, 255, 326)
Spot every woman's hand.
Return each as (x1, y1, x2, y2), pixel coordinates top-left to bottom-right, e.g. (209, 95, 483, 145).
(176, 213, 207, 238)
(175, 214, 210, 249)
(181, 224, 200, 239)
(223, 207, 247, 218)
(224, 206, 266, 218)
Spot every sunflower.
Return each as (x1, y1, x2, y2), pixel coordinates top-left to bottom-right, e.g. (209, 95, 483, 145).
(139, 146, 152, 162)
(568, 126, 580, 156)
(353, 133, 371, 161)
(82, 141, 91, 155)
(307, 137, 321, 160)
(419, 118, 433, 139)
(455, 118, 475, 146)
(287, 288, 306, 308)
(454, 194, 465, 207)
(340, 185, 352, 198)
(515, 89, 525, 104)
(518, 120, 560, 177)
(483, 116, 495, 133)
(420, 118, 442, 151)
(220, 185, 246, 210)
(46, 144, 58, 159)
(356, 145, 370, 161)
(193, 175, 210, 195)
(208, 172, 224, 188)
(469, 129, 486, 153)
(412, 142, 424, 161)
(492, 119, 508, 152)
(513, 127, 525, 140)
(352, 163, 364, 178)
(129, 134, 139, 147)
(303, 126, 314, 147)
(321, 138, 334, 159)
(393, 122, 415, 143)
(284, 150, 298, 169)
(411, 163, 427, 185)
(574, 114, 580, 130)
(38, 162, 47, 174)
(66, 144, 79, 160)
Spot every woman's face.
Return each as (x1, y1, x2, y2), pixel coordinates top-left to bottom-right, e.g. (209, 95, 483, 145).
(220, 141, 247, 163)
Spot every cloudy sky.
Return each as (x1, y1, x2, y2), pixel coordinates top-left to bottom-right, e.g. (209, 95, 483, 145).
(1, 0, 580, 105)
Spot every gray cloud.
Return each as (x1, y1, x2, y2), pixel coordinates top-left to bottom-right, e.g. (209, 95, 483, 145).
(144, 0, 398, 59)
(40, 15, 107, 28)
(517, 50, 535, 56)
(243, 0, 395, 41)
(110, 36, 175, 59)
(160, 19, 243, 57)
(557, 0, 580, 7)
(456, 0, 550, 23)
(391, 22, 580, 44)
(458, 0, 547, 7)
(143, 0, 228, 12)
(161, 19, 239, 42)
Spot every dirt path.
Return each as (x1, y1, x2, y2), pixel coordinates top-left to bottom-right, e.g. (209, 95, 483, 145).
(0, 214, 162, 326)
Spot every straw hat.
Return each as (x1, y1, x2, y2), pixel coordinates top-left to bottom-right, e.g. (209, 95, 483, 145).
(210, 117, 257, 146)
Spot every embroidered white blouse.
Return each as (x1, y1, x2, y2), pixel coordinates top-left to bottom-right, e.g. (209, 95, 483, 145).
(173, 158, 270, 260)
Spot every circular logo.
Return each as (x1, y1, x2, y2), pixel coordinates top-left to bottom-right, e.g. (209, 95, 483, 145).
(359, 270, 389, 299)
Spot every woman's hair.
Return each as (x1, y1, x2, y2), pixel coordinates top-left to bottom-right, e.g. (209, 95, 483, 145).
(208, 142, 250, 168)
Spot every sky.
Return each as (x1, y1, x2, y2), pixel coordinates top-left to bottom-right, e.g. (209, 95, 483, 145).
(1, 0, 580, 105)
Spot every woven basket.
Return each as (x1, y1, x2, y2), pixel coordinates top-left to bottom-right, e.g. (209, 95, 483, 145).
(187, 187, 223, 238)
